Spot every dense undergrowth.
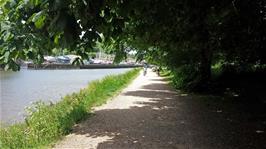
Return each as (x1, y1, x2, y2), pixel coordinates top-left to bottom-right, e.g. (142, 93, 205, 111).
(0, 68, 140, 149)
(161, 64, 266, 103)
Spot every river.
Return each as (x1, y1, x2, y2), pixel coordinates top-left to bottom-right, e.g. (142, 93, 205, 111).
(0, 68, 132, 125)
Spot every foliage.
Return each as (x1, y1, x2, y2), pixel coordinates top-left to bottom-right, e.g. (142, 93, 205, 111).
(1, 0, 266, 87)
(0, 68, 140, 149)
(171, 65, 200, 89)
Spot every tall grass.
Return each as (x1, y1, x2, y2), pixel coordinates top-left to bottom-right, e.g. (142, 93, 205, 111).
(0, 68, 140, 149)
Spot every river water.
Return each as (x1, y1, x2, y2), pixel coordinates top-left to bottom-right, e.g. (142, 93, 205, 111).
(0, 68, 132, 125)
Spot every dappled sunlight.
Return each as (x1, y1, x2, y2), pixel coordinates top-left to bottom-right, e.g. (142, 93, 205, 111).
(94, 94, 159, 110)
(56, 101, 186, 148)
(54, 71, 266, 148)
(2, 0, 266, 147)
(123, 89, 178, 99)
(152, 106, 173, 111)
(131, 99, 159, 108)
(54, 72, 190, 148)
(140, 88, 178, 94)
(180, 93, 188, 97)
(93, 73, 179, 111)
(54, 134, 114, 148)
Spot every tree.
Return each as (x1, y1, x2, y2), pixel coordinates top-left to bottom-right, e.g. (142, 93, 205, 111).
(1, 0, 265, 89)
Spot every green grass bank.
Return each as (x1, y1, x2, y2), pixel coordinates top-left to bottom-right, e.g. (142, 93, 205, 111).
(0, 68, 140, 149)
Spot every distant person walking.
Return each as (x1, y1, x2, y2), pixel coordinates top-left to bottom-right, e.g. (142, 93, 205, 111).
(143, 63, 148, 76)
(156, 66, 160, 76)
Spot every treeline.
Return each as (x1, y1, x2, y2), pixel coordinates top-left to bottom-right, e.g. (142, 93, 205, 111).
(121, 0, 266, 90)
(1, 0, 266, 91)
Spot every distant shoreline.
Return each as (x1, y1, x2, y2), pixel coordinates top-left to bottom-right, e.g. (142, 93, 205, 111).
(27, 63, 142, 70)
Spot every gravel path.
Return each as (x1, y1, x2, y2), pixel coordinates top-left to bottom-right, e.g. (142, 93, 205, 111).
(53, 69, 266, 149)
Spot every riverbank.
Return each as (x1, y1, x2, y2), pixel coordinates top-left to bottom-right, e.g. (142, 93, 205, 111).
(27, 63, 142, 69)
(0, 68, 140, 148)
(1, 68, 132, 124)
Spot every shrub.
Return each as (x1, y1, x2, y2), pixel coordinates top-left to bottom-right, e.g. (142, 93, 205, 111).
(171, 65, 199, 89)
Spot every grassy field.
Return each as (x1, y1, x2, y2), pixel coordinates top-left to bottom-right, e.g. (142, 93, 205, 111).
(0, 68, 140, 149)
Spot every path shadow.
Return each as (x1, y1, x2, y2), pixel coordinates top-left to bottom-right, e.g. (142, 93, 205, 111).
(140, 83, 176, 92)
(70, 89, 190, 148)
(67, 81, 266, 149)
(148, 78, 167, 82)
(123, 90, 178, 99)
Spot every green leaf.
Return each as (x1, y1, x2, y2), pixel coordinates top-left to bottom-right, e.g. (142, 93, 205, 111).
(35, 17, 46, 29)
(31, 11, 46, 29)
(0, 21, 11, 32)
(29, 0, 40, 6)
(4, 51, 10, 63)
(54, 33, 62, 45)
(3, 31, 13, 41)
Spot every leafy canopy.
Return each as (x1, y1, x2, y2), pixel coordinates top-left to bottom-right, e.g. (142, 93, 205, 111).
(1, 0, 265, 80)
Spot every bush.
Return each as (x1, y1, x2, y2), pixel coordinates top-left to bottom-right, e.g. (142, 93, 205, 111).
(171, 65, 199, 90)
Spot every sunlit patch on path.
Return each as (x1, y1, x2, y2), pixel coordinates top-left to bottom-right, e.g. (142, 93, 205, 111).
(53, 69, 266, 149)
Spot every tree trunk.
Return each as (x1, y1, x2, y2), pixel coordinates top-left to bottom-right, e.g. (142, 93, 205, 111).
(199, 46, 212, 83)
(197, 24, 212, 84)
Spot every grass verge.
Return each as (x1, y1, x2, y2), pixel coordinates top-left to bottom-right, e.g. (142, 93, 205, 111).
(0, 68, 140, 149)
